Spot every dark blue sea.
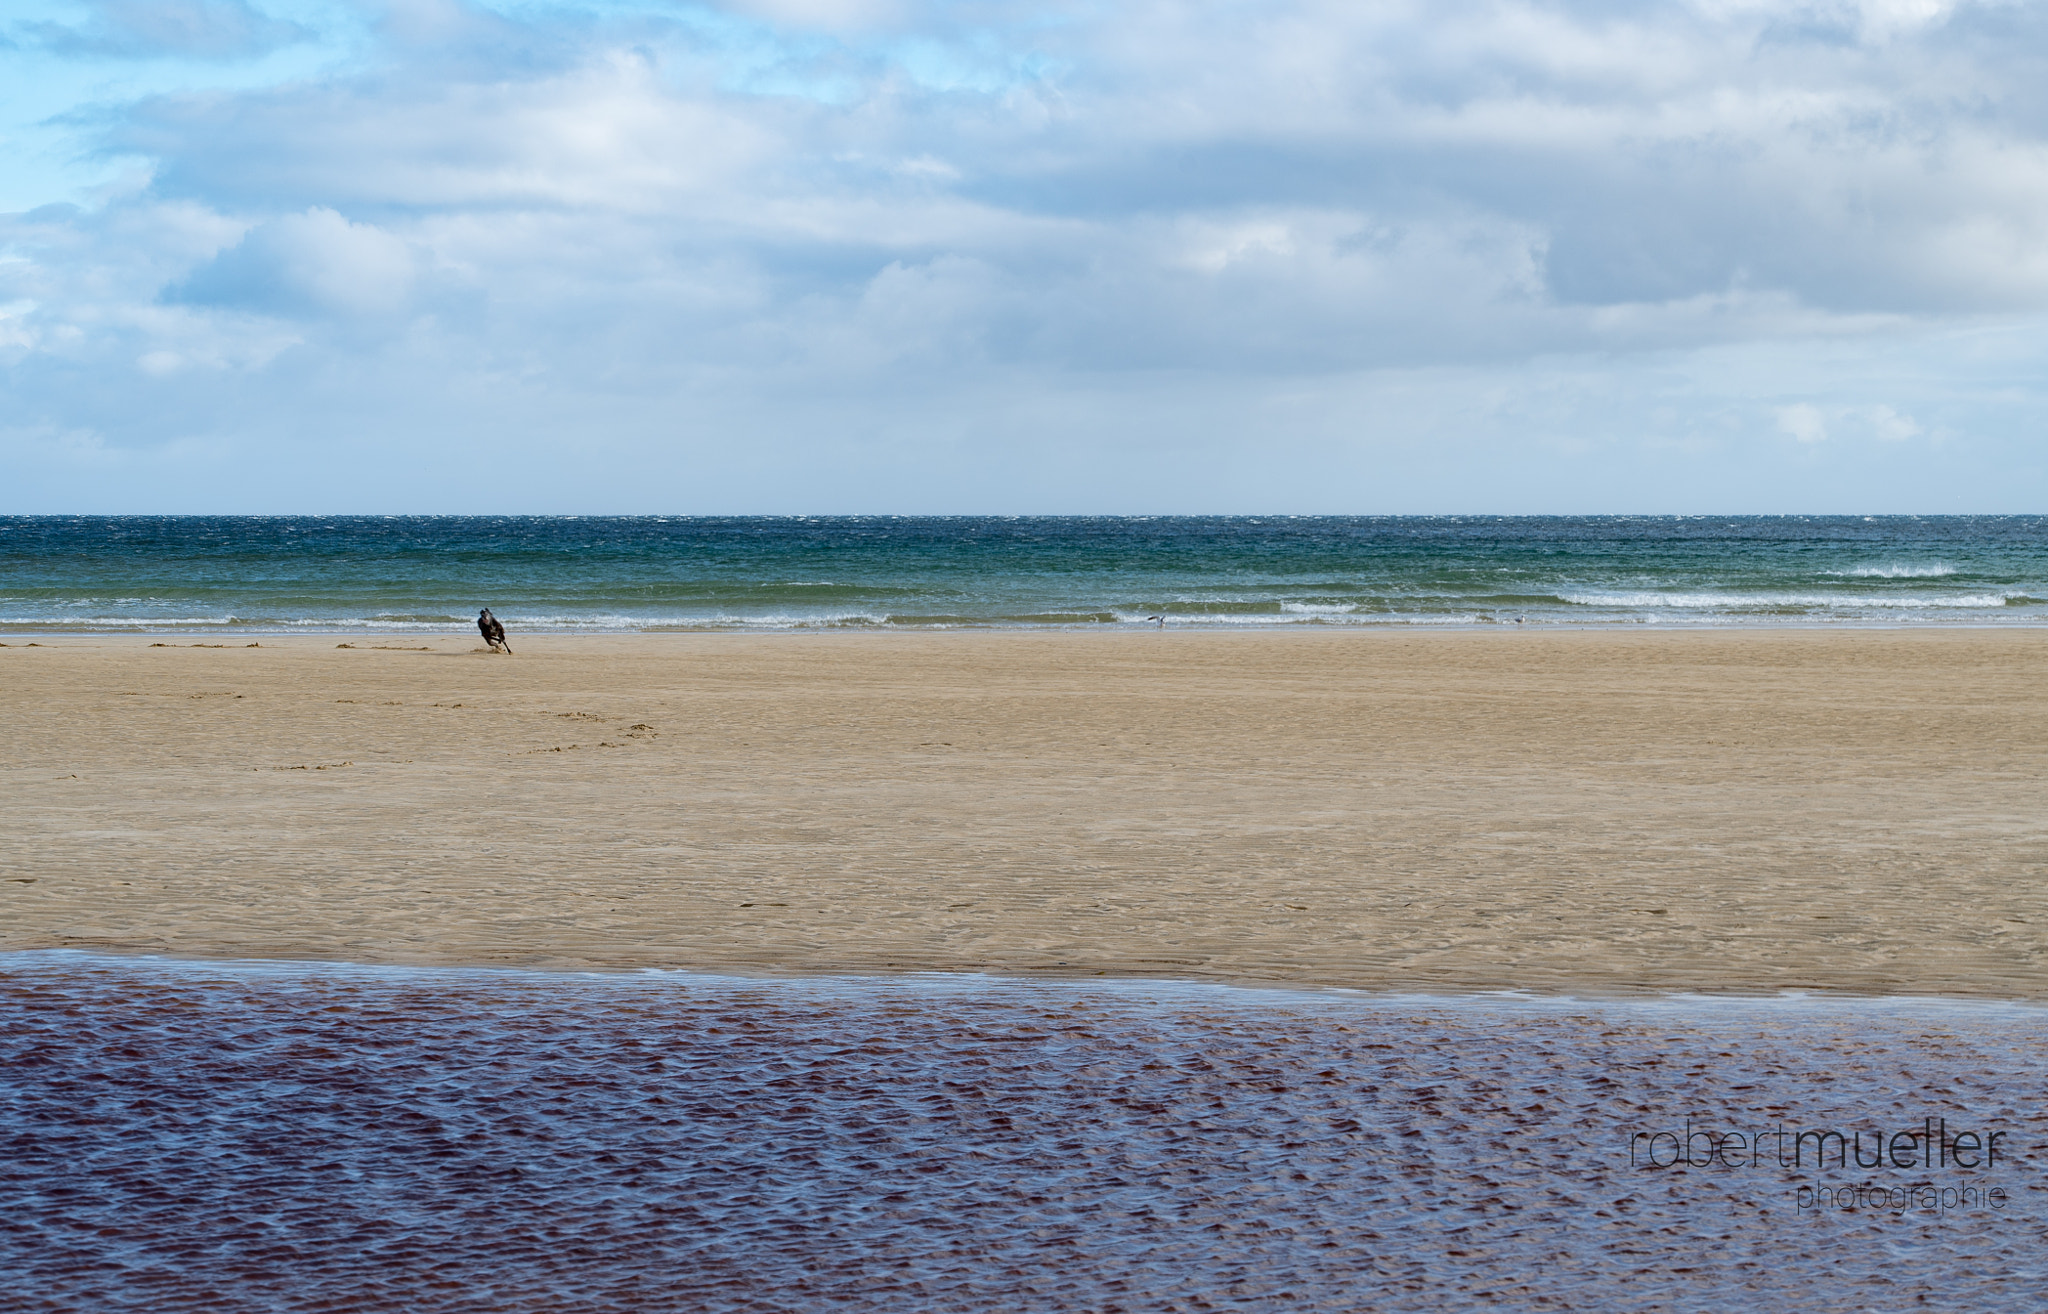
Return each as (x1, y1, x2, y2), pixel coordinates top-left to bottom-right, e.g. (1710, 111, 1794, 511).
(1, 515, 2043, 632)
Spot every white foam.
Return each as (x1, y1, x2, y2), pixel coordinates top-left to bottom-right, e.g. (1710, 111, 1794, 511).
(1832, 564, 1956, 578)
(1112, 611, 1485, 626)
(0, 615, 245, 627)
(1562, 591, 2023, 610)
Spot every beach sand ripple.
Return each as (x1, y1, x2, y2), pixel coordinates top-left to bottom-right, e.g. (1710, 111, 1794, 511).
(4, 630, 2045, 997)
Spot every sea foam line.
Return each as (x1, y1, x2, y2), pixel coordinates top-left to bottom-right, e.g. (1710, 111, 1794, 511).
(1561, 591, 2026, 609)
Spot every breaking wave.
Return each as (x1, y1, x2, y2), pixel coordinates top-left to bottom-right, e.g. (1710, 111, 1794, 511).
(1834, 564, 1957, 578)
(5, 516, 2047, 632)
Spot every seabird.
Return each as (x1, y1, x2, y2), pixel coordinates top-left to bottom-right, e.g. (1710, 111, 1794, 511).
(1145, 615, 1165, 628)
(478, 608, 511, 653)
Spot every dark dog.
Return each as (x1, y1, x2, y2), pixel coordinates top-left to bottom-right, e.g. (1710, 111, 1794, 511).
(478, 607, 511, 653)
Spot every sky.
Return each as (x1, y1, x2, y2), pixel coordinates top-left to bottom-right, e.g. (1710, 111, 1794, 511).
(3, 0, 2048, 513)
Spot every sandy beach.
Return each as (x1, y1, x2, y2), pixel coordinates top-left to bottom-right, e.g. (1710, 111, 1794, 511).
(3, 628, 2044, 997)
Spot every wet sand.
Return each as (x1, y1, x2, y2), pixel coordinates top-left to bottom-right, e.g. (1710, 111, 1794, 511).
(3, 629, 2045, 996)
(9, 954, 2043, 1312)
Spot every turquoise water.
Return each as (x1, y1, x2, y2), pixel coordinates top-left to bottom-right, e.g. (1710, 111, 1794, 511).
(1, 515, 2044, 632)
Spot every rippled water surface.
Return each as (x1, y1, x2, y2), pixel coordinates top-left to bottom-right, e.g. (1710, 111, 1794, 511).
(5, 515, 2047, 630)
(4, 954, 2045, 1311)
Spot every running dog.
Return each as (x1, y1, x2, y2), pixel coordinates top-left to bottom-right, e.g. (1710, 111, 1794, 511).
(478, 607, 512, 653)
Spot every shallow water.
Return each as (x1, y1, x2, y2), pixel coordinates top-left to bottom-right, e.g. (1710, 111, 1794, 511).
(4, 954, 2044, 1311)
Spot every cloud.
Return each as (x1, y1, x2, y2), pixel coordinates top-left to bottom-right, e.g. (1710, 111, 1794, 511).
(87, 0, 2043, 358)
(726, 0, 910, 33)
(14, 0, 310, 60)
(1776, 400, 1927, 444)
(122, 49, 779, 214)
(170, 208, 416, 317)
(5, 0, 2048, 509)
(1777, 402, 1830, 443)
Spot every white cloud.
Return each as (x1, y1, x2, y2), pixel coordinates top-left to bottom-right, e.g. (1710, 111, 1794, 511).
(726, 0, 910, 31)
(1778, 402, 1831, 443)
(174, 207, 415, 317)
(1866, 403, 1925, 441)
(4, 0, 2048, 509)
(11, 0, 312, 60)
(0, 298, 39, 353)
(1776, 400, 1928, 444)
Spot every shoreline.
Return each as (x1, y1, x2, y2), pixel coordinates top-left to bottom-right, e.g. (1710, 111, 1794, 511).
(4, 617, 2046, 640)
(7, 627, 2046, 1000)
(15, 946, 2048, 1014)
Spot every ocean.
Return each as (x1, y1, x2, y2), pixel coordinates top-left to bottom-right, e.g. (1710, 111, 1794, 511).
(1, 514, 2044, 633)
(4, 953, 2043, 1312)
